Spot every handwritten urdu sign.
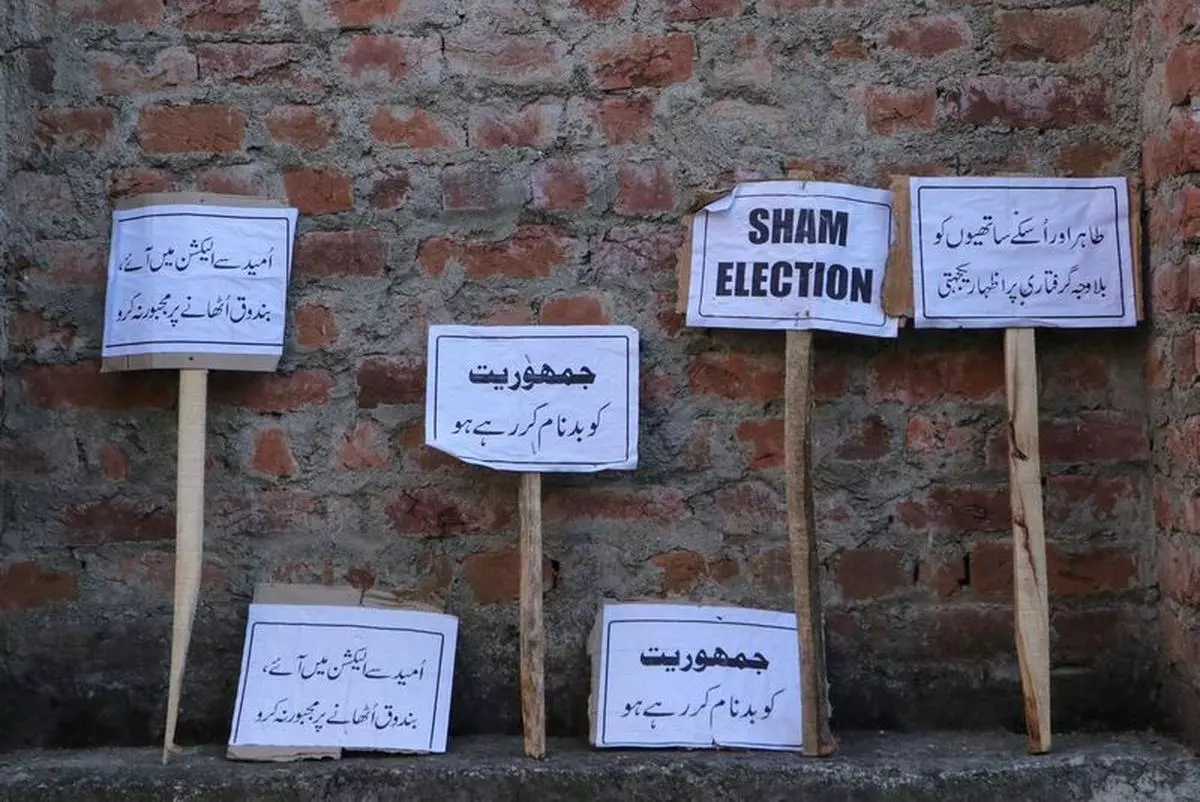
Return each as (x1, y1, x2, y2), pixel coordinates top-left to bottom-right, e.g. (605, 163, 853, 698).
(590, 603, 802, 751)
(102, 200, 298, 369)
(686, 180, 897, 337)
(228, 603, 457, 754)
(910, 176, 1136, 329)
(425, 325, 639, 473)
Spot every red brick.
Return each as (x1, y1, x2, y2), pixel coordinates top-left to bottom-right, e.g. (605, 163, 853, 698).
(420, 225, 574, 279)
(1040, 411, 1147, 464)
(1166, 43, 1200, 105)
(62, 498, 173, 546)
(91, 48, 198, 95)
(387, 489, 512, 537)
(22, 362, 173, 410)
(539, 294, 609, 325)
(99, 442, 129, 481)
(896, 486, 1008, 533)
(747, 546, 790, 595)
(1041, 350, 1112, 400)
(836, 548, 910, 600)
(0, 440, 50, 478)
(855, 86, 936, 135)
(616, 161, 675, 214)
(197, 43, 298, 84)
(1166, 184, 1200, 243)
(178, 0, 259, 31)
(295, 230, 385, 279)
(31, 240, 107, 287)
(834, 414, 892, 461)
(251, 428, 297, 477)
(736, 418, 783, 470)
(1045, 474, 1138, 525)
(590, 96, 655, 145)
(919, 553, 968, 597)
(196, 164, 270, 196)
(356, 357, 424, 408)
(592, 227, 683, 284)
(688, 352, 783, 401)
(996, 9, 1108, 62)
(445, 33, 568, 86)
(212, 370, 335, 412)
(137, 104, 244, 154)
(869, 348, 1002, 404)
(708, 557, 738, 583)
(293, 302, 338, 350)
(67, 0, 162, 25)
(343, 35, 435, 83)
(370, 107, 461, 148)
(665, 0, 739, 20)
(830, 37, 868, 60)
(328, 0, 400, 26)
(108, 168, 176, 200)
(591, 34, 694, 90)
(5, 311, 78, 356)
(760, 0, 860, 11)
(0, 562, 78, 611)
(35, 107, 115, 151)
(531, 158, 588, 211)
(464, 549, 555, 602)
(283, 167, 354, 215)
(1158, 0, 1200, 39)
(266, 105, 334, 149)
(948, 76, 1110, 128)
(971, 541, 1138, 598)
(470, 101, 561, 149)
(543, 487, 689, 527)
(1160, 536, 1200, 606)
(575, 0, 625, 18)
(400, 424, 460, 471)
(370, 171, 411, 209)
(885, 16, 970, 57)
(650, 550, 707, 594)
(339, 421, 388, 470)
(440, 163, 501, 212)
(928, 607, 1013, 660)
(1143, 114, 1200, 188)
(1056, 140, 1124, 177)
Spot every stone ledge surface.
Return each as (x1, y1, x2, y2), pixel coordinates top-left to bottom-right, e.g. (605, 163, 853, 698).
(0, 732, 1196, 801)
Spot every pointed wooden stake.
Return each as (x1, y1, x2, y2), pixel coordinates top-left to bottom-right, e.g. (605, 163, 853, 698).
(519, 472, 546, 758)
(1005, 328, 1051, 754)
(785, 330, 836, 756)
(163, 368, 208, 764)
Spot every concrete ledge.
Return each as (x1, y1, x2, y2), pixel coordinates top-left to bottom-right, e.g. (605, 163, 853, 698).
(0, 733, 1195, 801)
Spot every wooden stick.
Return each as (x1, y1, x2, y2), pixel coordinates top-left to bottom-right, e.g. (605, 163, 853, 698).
(785, 330, 836, 757)
(163, 368, 208, 764)
(519, 472, 546, 759)
(1005, 328, 1051, 754)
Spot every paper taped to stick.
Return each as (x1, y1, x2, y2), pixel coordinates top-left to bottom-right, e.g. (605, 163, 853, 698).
(425, 325, 639, 473)
(102, 197, 298, 371)
(590, 602, 802, 751)
(685, 180, 898, 337)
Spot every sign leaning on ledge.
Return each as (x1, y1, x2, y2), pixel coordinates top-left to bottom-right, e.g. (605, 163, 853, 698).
(889, 175, 1141, 754)
(100, 192, 299, 763)
(426, 324, 639, 758)
(682, 179, 899, 756)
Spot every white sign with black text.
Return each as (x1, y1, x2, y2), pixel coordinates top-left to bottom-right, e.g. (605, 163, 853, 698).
(910, 176, 1136, 329)
(228, 603, 458, 753)
(103, 203, 298, 360)
(591, 603, 802, 751)
(686, 180, 897, 337)
(425, 325, 639, 473)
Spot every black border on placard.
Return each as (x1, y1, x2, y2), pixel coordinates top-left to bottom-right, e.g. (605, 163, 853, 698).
(431, 332, 634, 467)
(915, 183, 1128, 322)
(106, 211, 293, 349)
(231, 622, 447, 751)
(694, 191, 893, 329)
(598, 617, 802, 749)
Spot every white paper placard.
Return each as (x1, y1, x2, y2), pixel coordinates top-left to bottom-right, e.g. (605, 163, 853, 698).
(425, 325, 638, 473)
(591, 603, 802, 751)
(102, 203, 298, 359)
(910, 176, 1136, 329)
(228, 603, 457, 753)
(686, 180, 898, 337)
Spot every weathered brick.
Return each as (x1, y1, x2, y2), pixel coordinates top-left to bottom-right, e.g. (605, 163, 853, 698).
(544, 487, 688, 526)
(293, 302, 338, 350)
(1143, 114, 1200, 187)
(855, 86, 936, 135)
(295, 230, 386, 279)
(896, 486, 1009, 534)
(327, 0, 400, 27)
(338, 421, 388, 471)
(108, 168, 177, 200)
(947, 76, 1111, 128)
(22, 362, 174, 410)
(197, 43, 298, 84)
(420, 225, 574, 279)
(283, 167, 354, 215)
(356, 357, 425, 408)
(469, 101, 561, 149)
(35, 107, 115, 151)
(196, 164, 270, 196)
(211, 370, 335, 412)
(67, 0, 163, 25)
(737, 418, 783, 470)
(251, 428, 297, 477)
(370, 171, 411, 209)
(178, 0, 259, 31)
(0, 562, 78, 611)
(386, 489, 512, 537)
(531, 158, 588, 211)
(834, 414, 893, 461)
(996, 9, 1109, 62)
(539, 294, 609, 325)
(1166, 43, 1200, 105)
(590, 96, 655, 145)
(836, 548, 910, 600)
(99, 442, 130, 481)
(91, 48, 198, 95)
(62, 498, 173, 546)
(649, 550, 707, 594)
(440, 163, 504, 212)
(445, 33, 568, 86)
(869, 348, 1003, 404)
(343, 35, 439, 84)
(665, 0, 739, 21)
(591, 34, 694, 90)
(971, 541, 1138, 598)
(1040, 412, 1148, 464)
(370, 107, 462, 148)
(265, 105, 334, 150)
(464, 550, 555, 602)
(688, 352, 783, 402)
(885, 16, 970, 57)
(616, 161, 675, 214)
(137, 104, 244, 154)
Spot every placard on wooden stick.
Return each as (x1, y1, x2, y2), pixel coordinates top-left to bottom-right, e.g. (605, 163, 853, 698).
(100, 192, 298, 762)
(890, 175, 1140, 754)
(425, 324, 640, 757)
(681, 179, 900, 756)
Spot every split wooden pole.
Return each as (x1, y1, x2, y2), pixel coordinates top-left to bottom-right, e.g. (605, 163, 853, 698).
(1005, 328, 1051, 754)
(784, 330, 836, 756)
(518, 472, 546, 758)
(163, 368, 209, 764)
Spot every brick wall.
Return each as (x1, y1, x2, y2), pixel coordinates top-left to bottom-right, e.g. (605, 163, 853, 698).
(1141, 0, 1200, 745)
(0, 0, 1161, 746)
